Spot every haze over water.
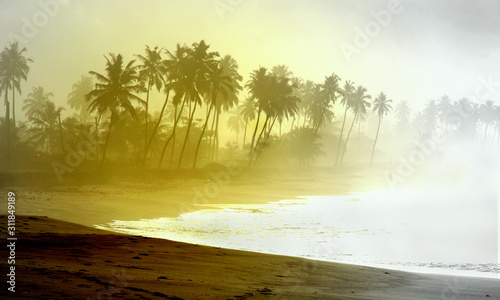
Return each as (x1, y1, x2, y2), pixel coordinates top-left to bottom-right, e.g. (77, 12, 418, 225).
(101, 186, 499, 279)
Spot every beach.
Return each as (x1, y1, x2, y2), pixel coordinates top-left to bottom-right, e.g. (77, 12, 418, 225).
(0, 167, 499, 299)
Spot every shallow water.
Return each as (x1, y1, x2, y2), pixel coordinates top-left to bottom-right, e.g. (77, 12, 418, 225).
(99, 188, 499, 279)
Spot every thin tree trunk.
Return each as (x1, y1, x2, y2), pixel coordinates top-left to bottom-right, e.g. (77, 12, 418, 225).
(214, 111, 220, 162)
(58, 113, 64, 154)
(158, 94, 186, 168)
(250, 116, 269, 164)
(208, 109, 217, 161)
(100, 113, 114, 171)
(340, 114, 357, 164)
(243, 119, 248, 147)
(144, 81, 151, 159)
(370, 116, 381, 164)
(249, 108, 261, 159)
(193, 103, 214, 168)
(177, 101, 197, 168)
(143, 90, 170, 167)
(254, 116, 278, 163)
(169, 104, 178, 169)
(12, 88, 16, 127)
(4, 90, 10, 170)
(95, 117, 99, 161)
(335, 104, 349, 166)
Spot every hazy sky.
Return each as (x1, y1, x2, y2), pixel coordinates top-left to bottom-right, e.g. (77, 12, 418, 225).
(1, 0, 499, 120)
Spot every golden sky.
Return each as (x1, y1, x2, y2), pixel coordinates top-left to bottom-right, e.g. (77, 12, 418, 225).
(1, 0, 499, 120)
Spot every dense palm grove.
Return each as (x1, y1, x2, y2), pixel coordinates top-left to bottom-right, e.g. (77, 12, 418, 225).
(1, 40, 499, 173)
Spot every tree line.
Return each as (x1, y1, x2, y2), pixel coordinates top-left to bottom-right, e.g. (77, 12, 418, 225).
(1, 40, 499, 173)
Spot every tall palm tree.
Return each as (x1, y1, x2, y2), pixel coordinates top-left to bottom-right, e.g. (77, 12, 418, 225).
(370, 92, 392, 163)
(239, 97, 256, 147)
(87, 53, 145, 170)
(176, 40, 219, 168)
(135, 45, 166, 159)
(1, 42, 32, 125)
(23, 86, 54, 121)
(340, 85, 371, 163)
(335, 80, 354, 166)
(192, 54, 241, 168)
(246, 67, 269, 155)
(67, 76, 93, 122)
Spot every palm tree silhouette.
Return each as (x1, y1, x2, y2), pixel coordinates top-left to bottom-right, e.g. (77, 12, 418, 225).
(335, 80, 354, 166)
(1, 42, 32, 126)
(88, 53, 145, 170)
(246, 67, 269, 157)
(340, 85, 371, 164)
(23, 86, 54, 121)
(239, 97, 256, 147)
(192, 55, 241, 168)
(135, 45, 166, 160)
(67, 76, 93, 122)
(370, 92, 392, 163)
(27, 100, 64, 154)
(395, 100, 411, 127)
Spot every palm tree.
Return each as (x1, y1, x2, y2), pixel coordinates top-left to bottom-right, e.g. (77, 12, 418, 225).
(135, 45, 166, 159)
(23, 86, 54, 121)
(176, 40, 219, 168)
(480, 100, 496, 140)
(27, 100, 64, 154)
(67, 76, 93, 122)
(208, 55, 242, 163)
(87, 53, 145, 170)
(370, 92, 392, 163)
(340, 85, 371, 163)
(246, 67, 269, 155)
(395, 100, 411, 126)
(1, 42, 32, 125)
(227, 106, 245, 144)
(335, 80, 354, 166)
(239, 97, 256, 147)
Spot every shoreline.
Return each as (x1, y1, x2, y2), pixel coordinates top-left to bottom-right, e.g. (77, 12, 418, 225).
(1, 215, 499, 299)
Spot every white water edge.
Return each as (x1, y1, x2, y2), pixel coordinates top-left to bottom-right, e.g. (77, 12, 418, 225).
(97, 189, 500, 279)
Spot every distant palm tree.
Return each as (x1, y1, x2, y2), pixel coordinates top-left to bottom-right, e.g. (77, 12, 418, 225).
(1, 42, 32, 125)
(135, 45, 166, 159)
(335, 80, 354, 166)
(227, 106, 245, 144)
(340, 85, 371, 163)
(87, 53, 145, 170)
(67, 76, 93, 122)
(246, 67, 269, 155)
(23, 86, 54, 121)
(480, 100, 496, 139)
(239, 97, 256, 147)
(423, 100, 438, 134)
(395, 100, 411, 126)
(28, 100, 64, 154)
(370, 92, 392, 163)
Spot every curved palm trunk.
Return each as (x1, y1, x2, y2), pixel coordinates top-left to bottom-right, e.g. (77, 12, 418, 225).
(169, 104, 178, 168)
(193, 103, 214, 168)
(208, 109, 217, 161)
(335, 104, 349, 165)
(142, 90, 170, 167)
(144, 81, 151, 158)
(58, 113, 64, 154)
(158, 95, 186, 168)
(250, 115, 269, 162)
(254, 116, 278, 163)
(100, 113, 114, 171)
(177, 101, 197, 168)
(214, 112, 220, 161)
(370, 116, 382, 164)
(249, 108, 262, 157)
(340, 114, 357, 164)
(95, 117, 99, 161)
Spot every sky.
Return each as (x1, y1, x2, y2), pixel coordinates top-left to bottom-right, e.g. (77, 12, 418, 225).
(1, 0, 499, 121)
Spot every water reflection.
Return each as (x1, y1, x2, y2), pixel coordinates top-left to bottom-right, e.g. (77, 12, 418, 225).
(99, 189, 499, 278)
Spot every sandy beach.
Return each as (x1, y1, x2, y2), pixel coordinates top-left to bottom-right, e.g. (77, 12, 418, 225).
(0, 167, 499, 299)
